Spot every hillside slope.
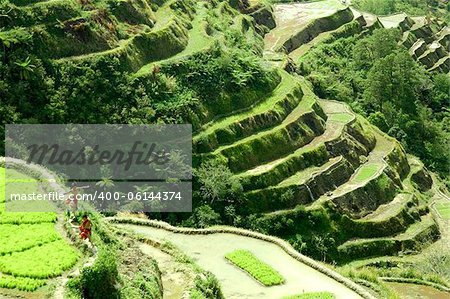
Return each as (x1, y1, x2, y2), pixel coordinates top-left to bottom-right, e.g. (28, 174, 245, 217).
(0, 0, 448, 298)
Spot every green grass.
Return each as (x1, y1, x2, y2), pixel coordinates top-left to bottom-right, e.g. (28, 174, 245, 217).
(435, 202, 450, 220)
(282, 292, 336, 299)
(354, 164, 380, 183)
(328, 113, 354, 123)
(0, 239, 80, 279)
(225, 249, 285, 286)
(0, 274, 46, 291)
(0, 168, 57, 222)
(0, 167, 79, 288)
(0, 223, 61, 255)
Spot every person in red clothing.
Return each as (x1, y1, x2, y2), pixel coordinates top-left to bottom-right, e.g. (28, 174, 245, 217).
(79, 214, 92, 242)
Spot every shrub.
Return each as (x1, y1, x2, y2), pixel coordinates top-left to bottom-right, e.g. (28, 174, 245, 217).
(69, 248, 120, 299)
(191, 271, 224, 299)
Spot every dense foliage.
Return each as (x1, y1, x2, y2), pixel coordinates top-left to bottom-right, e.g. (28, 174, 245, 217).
(298, 28, 450, 185)
(0, 0, 274, 154)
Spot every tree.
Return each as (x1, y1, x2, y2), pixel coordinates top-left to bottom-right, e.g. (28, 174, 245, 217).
(195, 159, 242, 204)
(429, 74, 450, 113)
(191, 205, 222, 228)
(353, 29, 400, 70)
(363, 50, 426, 115)
(368, 111, 389, 132)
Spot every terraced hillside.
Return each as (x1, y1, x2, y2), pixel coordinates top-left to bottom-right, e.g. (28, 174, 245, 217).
(0, 0, 449, 298)
(195, 71, 440, 262)
(264, 1, 449, 73)
(207, 0, 444, 264)
(0, 167, 80, 296)
(386, 14, 449, 73)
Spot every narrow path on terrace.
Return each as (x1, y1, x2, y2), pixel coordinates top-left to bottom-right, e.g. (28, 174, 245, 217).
(115, 224, 363, 299)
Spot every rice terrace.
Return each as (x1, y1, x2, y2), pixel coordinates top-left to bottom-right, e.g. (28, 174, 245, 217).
(0, 0, 449, 298)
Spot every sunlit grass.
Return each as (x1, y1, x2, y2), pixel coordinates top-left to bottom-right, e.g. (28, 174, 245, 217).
(435, 202, 450, 220)
(225, 249, 284, 286)
(354, 164, 380, 182)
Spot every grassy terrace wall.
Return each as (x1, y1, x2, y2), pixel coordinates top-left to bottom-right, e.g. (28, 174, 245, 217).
(345, 118, 377, 152)
(295, 17, 367, 64)
(240, 144, 330, 191)
(197, 108, 327, 172)
(410, 40, 428, 58)
(402, 31, 419, 49)
(325, 131, 372, 167)
(438, 30, 449, 48)
(180, 65, 281, 132)
(411, 170, 433, 192)
(398, 15, 415, 32)
(110, 0, 157, 26)
(327, 171, 400, 218)
(385, 141, 410, 180)
(418, 45, 448, 68)
(410, 23, 443, 44)
(31, 21, 119, 59)
(1, 0, 166, 59)
(242, 157, 356, 214)
(279, 7, 354, 53)
(337, 215, 440, 261)
(54, 16, 191, 71)
(430, 56, 450, 73)
(194, 75, 301, 153)
(341, 195, 420, 239)
(323, 17, 364, 40)
(249, 5, 276, 31)
(0, 0, 80, 28)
